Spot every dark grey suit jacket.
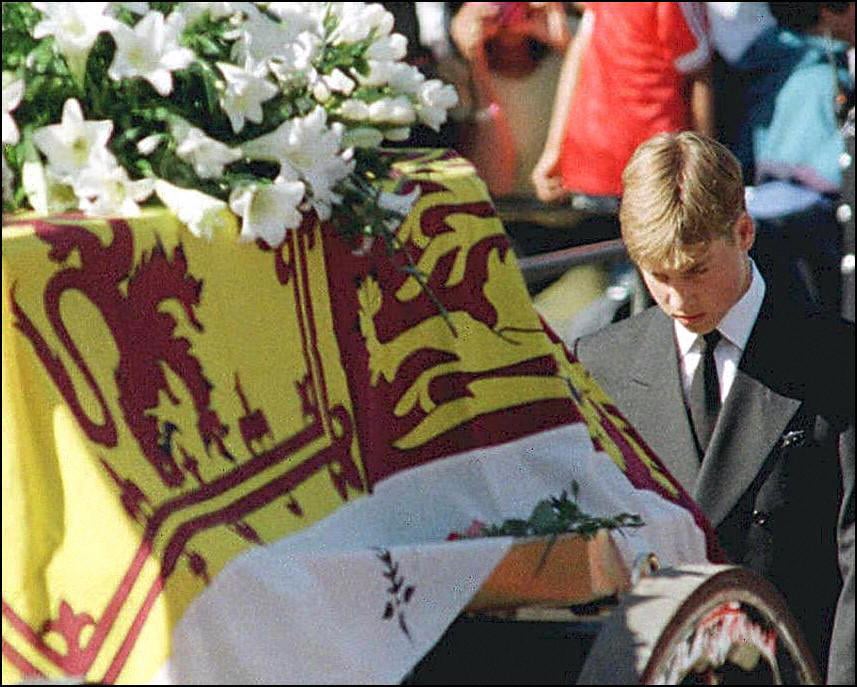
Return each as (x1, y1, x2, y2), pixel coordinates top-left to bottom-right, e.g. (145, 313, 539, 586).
(575, 295, 855, 684)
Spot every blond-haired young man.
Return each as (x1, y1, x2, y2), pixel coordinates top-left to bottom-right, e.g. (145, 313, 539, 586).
(574, 132, 854, 684)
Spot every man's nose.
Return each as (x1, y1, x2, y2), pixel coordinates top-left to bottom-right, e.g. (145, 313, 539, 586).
(667, 285, 694, 311)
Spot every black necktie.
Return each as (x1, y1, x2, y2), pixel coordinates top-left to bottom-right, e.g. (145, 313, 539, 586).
(688, 330, 722, 459)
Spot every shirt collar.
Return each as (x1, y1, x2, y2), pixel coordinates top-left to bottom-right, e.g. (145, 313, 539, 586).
(674, 259, 766, 355)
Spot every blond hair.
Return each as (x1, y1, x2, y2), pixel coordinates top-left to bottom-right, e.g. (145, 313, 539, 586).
(619, 131, 746, 269)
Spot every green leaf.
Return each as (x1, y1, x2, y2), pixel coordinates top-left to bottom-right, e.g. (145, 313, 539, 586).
(529, 500, 559, 533)
(453, 481, 645, 541)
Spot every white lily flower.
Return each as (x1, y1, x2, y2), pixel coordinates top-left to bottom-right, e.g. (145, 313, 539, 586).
(172, 120, 241, 178)
(242, 107, 355, 220)
(108, 11, 194, 96)
(416, 79, 459, 131)
(379, 186, 421, 217)
(217, 62, 279, 133)
(264, 2, 326, 31)
(368, 96, 416, 126)
(21, 159, 79, 216)
(366, 33, 408, 62)
(229, 179, 305, 247)
(241, 106, 353, 213)
(386, 62, 426, 95)
(74, 164, 155, 217)
(154, 180, 237, 239)
(32, 3, 117, 84)
(31, 99, 115, 179)
(301, 152, 355, 220)
(2, 72, 25, 145)
(330, 3, 394, 44)
(9, 0, 461, 258)
(359, 59, 396, 88)
(380, 185, 421, 232)
(241, 106, 335, 168)
(265, 32, 322, 84)
(231, 10, 315, 71)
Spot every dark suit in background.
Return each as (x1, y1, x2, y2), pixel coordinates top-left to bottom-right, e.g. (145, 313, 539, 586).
(575, 291, 855, 683)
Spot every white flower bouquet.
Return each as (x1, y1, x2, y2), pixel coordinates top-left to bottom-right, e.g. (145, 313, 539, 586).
(1, 2, 459, 249)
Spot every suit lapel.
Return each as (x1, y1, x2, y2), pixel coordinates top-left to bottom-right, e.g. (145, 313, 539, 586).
(627, 310, 701, 493)
(693, 296, 802, 527)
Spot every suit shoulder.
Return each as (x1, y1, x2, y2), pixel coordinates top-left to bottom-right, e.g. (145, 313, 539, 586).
(574, 308, 661, 374)
(575, 308, 659, 353)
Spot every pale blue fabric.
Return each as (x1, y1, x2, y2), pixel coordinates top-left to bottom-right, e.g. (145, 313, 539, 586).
(734, 27, 852, 194)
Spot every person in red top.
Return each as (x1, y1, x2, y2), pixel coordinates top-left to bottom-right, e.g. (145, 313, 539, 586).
(532, 2, 714, 202)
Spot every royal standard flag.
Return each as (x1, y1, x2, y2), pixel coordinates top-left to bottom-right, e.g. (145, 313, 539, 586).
(2, 151, 721, 684)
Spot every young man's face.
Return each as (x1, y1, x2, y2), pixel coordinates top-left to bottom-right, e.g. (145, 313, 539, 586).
(637, 214, 755, 334)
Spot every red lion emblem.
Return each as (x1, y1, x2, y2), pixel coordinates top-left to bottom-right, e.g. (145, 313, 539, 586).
(11, 219, 233, 487)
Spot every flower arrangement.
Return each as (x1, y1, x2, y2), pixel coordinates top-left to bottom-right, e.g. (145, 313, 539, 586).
(447, 482, 644, 541)
(1, 2, 459, 250)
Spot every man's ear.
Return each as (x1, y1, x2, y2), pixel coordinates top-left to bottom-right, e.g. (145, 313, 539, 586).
(735, 212, 755, 251)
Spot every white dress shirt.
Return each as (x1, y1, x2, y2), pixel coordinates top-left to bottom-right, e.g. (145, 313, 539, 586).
(674, 260, 766, 405)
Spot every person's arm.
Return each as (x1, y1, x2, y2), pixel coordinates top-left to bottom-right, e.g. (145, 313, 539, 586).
(463, 54, 518, 196)
(659, 2, 714, 137)
(531, 8, 593, 202)
(689, 65, 715, 138)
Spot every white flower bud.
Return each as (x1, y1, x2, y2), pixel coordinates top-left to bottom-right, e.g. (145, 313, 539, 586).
(387, 62, 425, 95)
(366, 33, 408, 61)
(155, 180, 237, 240)
(384, 127, 411, 142)
(312, 80, 332, 103)
(323, 68, 355, 95)
(342, 127, 384, 149)
(368, 96, 415, 125)
(137, 133, 164, 155)
(360, 60, 395, 87)
(338, 99, 370, 121)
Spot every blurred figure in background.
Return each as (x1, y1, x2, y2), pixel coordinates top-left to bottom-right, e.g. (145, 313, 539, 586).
(450, 3, 623, 336)
(731, 2, 855, 315)
(705, 2, 776, 151)
(529, 2, 713, 343)
(531, 2, 713, 206)
(449, 1, 571, 198)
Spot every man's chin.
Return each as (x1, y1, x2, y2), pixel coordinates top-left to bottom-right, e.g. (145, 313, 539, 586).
(673, 314, 712, 332)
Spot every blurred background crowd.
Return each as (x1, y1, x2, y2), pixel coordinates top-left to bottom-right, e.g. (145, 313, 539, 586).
(382, 2, 855, 342)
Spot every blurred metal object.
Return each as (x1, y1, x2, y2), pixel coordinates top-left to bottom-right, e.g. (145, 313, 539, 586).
(578, 565, 822, 685)
(840, 106, 855, 321)
(494, 194, 618, 229)
(630, 552, 661, 586)
(494, 195, 655, 324)
(515, 238, 627, 286)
